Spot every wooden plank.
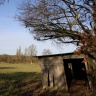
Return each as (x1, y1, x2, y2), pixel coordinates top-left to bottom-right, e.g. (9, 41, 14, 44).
(85, 62, 92, 90)
(63, 54, 85, 59)
(49, 68, 54, 88)
(42, 67, 48, 89)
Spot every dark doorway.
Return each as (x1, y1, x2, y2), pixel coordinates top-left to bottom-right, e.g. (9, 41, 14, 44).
(63, 58, 88, 92)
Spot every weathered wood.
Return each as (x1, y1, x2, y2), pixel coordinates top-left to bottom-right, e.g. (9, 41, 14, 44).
(38, 53, 91, 92)
(42, 70, 48, 89)
(41, 64, 48, 89)
(49, 67, 54, 88)
(85, 62, 92, 90)
(63, 54, 84, 59)
(40, 58, 48, 89)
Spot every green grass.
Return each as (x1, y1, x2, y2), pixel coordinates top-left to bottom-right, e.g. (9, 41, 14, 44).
(0, 63, 42, 96)
(0, 63, 91, 96)
(0, 63, 41, 73)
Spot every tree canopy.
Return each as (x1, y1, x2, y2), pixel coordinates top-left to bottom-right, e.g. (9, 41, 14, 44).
(42, 49, 52, 55)
(0, 0, 9, 5)
(18, 0, 96, 58)
(0, 0, 5, 5)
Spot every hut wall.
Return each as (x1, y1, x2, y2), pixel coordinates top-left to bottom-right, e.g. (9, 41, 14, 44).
(40, 56, 67, 90)
(39, 53, 87, 91)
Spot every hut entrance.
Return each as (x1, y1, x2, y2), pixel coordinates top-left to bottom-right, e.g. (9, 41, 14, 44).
(64, 58, 89, 92)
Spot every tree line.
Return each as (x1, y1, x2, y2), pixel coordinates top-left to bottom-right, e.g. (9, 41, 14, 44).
(0, 44, 52, 64)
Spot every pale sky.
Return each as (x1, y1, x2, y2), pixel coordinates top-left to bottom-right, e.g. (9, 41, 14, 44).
(0, 0, 76, 55)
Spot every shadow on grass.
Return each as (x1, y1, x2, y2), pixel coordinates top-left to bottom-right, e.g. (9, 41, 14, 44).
(0, 72, 41, 81)
(0, 72, 68, 96)
(0, 72, 92, 96)
(0, 72, 42, 96)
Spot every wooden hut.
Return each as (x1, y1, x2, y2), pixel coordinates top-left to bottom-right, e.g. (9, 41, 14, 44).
(38, 53, 92, 92)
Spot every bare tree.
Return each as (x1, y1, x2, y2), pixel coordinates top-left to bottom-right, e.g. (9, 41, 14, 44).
(0, 0, 9, 5)
(42, 49, 52, 55)
(0, 0, 5, 5)
(17, 0, 96, 56)
(15, 0, 96, 92)
(16, 46, 22, 63)
(16, 46, 22, 57)
(24, 47, 28, 56)
(26, 44, 37, 56)
(24, 44, 37, 63)
(17, 0, 96, 68)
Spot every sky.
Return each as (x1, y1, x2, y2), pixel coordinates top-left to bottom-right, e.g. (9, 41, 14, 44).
(0, 0, 76, 55)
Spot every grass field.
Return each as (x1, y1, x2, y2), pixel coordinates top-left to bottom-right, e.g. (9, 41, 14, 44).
(0, 63, 68, 96)
(0, 63, 42, 96)
(0, 63, 65, 96)
(0, 63, 92, 96)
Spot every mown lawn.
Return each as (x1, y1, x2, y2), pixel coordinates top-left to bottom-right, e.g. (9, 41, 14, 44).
(0, 63, 42, 96)
(0, 63, 69, 96)
(0, 63, 92, 96)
